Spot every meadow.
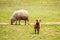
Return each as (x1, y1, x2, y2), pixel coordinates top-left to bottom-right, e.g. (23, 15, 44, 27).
(0, 0, 60, 40)
(0, 24, 60, 40)
(0, 0, 60, 22)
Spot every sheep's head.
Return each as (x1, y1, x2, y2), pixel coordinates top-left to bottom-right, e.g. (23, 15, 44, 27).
(11, 18, 15, 25)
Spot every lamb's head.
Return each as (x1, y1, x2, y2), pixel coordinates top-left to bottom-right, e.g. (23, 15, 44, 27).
(36, 19, 40, 22)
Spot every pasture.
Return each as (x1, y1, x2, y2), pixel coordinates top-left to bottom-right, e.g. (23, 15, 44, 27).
(0, 24, 60, 40)
(0, 0, 60, 40)
(0, 0, 60, 22)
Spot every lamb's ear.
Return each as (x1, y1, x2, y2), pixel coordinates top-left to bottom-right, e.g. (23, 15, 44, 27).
(40, 20, 41, 21)
(37, 19, 40, 21)
(35, 19, 37, 21)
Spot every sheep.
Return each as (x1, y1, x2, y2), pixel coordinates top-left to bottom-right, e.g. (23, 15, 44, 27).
(10, 9, 29, 25)
(34, 19, 41, 34)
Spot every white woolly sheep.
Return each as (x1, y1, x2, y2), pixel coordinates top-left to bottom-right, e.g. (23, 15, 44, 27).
(10, 9, 29, 25)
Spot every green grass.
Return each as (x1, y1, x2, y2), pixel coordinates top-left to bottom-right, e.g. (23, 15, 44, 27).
(0, 0, 60, 40)
(0, 0, 60, 22)
(0, 24, 60, 40)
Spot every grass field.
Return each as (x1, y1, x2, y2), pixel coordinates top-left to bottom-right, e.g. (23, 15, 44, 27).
(0, 0, 60, 22)
(0, 0, 60, 40)
(0, 24, 60, 40)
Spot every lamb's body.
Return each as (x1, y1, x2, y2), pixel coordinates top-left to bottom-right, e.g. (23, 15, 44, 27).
(10, 10, 29, 25)
(34, 19, 40, 34)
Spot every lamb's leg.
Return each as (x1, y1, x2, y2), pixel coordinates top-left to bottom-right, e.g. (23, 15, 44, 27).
(37, 28, 39, 34)
(35, 29, 36, 34)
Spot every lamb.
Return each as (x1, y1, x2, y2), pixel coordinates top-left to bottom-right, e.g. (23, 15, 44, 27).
(34, 19, 41, 34)
(10, 9, 29, 25)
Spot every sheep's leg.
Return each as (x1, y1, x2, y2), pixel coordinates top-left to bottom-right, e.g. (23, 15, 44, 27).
(25, 20, 26, 25)
(15, 21, 17, 25)
(27, 19, 29, 25)
(19, 20, 21, 25)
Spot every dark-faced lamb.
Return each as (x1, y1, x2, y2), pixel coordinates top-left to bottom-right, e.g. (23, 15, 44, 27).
(34, 19, 41, 34)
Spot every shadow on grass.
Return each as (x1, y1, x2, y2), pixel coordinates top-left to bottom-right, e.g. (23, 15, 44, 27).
(10, 24, 31, 26)
(31, 32, 39, 35)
